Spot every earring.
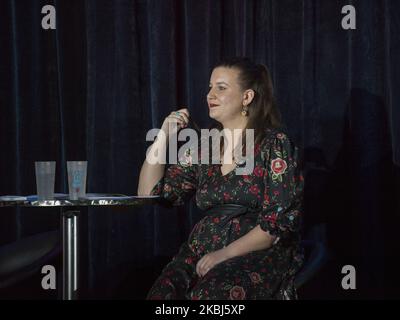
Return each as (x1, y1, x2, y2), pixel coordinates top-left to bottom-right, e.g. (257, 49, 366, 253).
(241, 106, 249, 117)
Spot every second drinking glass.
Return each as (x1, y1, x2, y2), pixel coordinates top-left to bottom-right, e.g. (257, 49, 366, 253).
(67, 161, 87, 200)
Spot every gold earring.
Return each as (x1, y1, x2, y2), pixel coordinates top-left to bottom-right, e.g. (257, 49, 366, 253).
(241, 106, 249, 116)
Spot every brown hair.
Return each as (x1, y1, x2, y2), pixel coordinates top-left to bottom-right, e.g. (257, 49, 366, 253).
(211, 57, 282, 146)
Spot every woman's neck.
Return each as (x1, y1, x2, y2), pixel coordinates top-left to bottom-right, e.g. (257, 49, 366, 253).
(220, 118, 248, 153)
(221, 117, 248, 132)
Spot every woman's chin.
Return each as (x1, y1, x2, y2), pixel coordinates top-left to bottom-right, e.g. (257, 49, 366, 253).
(208, 108, 220, 121)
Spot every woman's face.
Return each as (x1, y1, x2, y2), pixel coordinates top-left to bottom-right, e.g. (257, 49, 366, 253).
(207, 67, 245, 124)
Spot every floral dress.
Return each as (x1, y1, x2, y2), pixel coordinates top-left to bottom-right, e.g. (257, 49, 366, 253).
(147, 128, 304, 300)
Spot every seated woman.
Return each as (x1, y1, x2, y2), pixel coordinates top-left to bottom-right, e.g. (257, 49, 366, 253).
(138, 57, 304, 300)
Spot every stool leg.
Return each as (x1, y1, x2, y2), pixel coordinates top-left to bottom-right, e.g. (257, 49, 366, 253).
(62, 210, 79, 300)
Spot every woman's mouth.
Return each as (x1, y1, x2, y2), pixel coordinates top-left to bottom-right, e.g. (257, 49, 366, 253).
(208, 103, 219, 109)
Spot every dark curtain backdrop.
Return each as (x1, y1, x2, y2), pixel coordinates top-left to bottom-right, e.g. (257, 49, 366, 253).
(1, 0, 399, 299)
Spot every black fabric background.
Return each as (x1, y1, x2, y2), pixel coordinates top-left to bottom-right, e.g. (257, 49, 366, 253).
(0, 0, 399, 299)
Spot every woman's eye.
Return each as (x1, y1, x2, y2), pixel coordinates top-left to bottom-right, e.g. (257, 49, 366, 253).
(208, 86, 225, 91)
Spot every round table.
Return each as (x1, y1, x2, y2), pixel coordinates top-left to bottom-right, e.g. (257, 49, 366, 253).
(0, 195, 160, 300)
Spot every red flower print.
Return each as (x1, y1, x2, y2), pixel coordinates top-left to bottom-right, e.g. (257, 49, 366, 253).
(249, 185, 259, 195)
(266, 213, 277, 224)
(243, 174, 251, 182)
(185, 257, 193, 264)
(229, 286, 246, 300)
(207, 167, 213, 177)
(213, 217, 220, 223)
(249, 272, 262, 284)
(264, 194, 270, 203)
(223, 192, 231, 201)
(254, 143, 261, 155)
(253, 166, 263, 177)
(271, 158, 287, 175)
(273, 190, 280, 196)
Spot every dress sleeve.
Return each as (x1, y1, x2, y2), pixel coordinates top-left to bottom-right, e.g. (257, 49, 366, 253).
(257, 131, 304, 243)
(150, 154, 199, 207)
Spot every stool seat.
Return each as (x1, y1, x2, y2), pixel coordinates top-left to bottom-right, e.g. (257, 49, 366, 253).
(0, 230, 61, 289)
(294, 239, 328, 289)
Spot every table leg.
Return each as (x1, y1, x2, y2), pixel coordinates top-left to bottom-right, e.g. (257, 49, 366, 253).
(62, 210, 79, 300)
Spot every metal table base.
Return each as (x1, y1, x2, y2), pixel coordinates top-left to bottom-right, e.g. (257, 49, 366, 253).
(62, 209, 79, 300)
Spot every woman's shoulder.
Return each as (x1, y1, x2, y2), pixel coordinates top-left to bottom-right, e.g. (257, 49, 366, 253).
(257, 127, 298, 161)
(260, 127, 291, 148)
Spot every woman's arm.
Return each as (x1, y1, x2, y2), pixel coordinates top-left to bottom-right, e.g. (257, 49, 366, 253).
(196, 225, 276, 277)
(137, 132, 168, 196)
(224, 225, 276, 258)
(137, 108, 190, 196)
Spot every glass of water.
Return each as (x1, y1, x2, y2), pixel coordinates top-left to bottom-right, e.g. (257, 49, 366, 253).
(67, 161, 87, 200)
(35, 161, 56, 200)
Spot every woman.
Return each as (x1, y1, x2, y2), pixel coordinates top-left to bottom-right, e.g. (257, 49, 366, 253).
(138, 57, 304, 300)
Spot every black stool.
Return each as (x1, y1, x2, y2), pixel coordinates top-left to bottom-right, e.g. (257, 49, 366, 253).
(0, 230, 61, 290)
(295, 237, 328, 289)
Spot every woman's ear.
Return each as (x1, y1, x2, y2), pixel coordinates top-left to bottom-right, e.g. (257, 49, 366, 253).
(243, 89, 255, 106)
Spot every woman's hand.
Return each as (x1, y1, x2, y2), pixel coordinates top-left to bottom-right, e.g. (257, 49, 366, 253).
(196, 248, 230, 277)
(160, 107, 190, 137)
